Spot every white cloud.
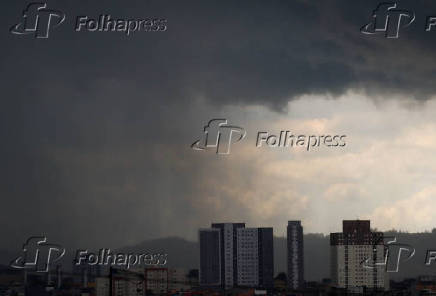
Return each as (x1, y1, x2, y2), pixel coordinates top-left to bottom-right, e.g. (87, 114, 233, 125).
(194, 93, 436, 235)
(368, 186, 436, 232)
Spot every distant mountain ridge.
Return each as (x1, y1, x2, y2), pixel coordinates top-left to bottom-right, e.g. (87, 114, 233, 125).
(117, 231, 436, 281)
(116, 234, 331, 281)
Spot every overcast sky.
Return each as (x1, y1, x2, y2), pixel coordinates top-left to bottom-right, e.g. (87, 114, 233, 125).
(2, 0, 436, 251)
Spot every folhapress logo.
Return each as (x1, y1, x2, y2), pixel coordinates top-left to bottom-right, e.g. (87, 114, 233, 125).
(359, 236, 436, 272)
(10, 3, 65, 38)
(10, 3, 167, 38)
(361, 237, 415, 273)
(191, 119, 246, 155)
(10, 236, 65, 273)
(361, 3, 436, 38)
(361, 2, 415, 38)
(191, 119, 347, 155)
(10, 237, 166, 272)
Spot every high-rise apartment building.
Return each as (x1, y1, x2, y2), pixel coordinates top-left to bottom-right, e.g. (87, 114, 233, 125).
(199, 223, 273, 290)
(199, 228, 221, 287)
(236, 228, 258, 288)
(330, 220, 389, 292)
(236, 227, 274, 290)
(287, 221, 304, 290)
(199, 223, 245, 289)
(211, 223, 245, 289)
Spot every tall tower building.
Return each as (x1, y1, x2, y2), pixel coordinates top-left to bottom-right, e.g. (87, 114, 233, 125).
(287, 221, 304, 290)
(330, 220, 389, 292)
(199, 223, 245, 289)
(258, 227, 274, 290)
(212, 223, 245, 289)
(199, 228, 221, 287)
(236, 227, 274, 290)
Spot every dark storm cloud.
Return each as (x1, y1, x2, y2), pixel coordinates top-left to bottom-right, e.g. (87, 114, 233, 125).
(1, 0, 436, 252)
(3, 0, 436, 108)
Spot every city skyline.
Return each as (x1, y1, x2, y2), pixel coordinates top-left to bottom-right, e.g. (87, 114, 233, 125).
(5, 218, 436, 295)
